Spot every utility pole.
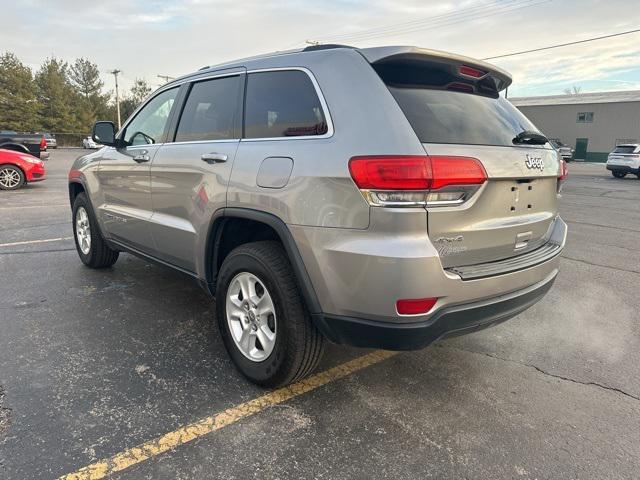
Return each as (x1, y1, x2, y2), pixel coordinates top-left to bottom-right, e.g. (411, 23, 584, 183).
(109, 69, 122, 129)
(157, 74, 175, 84)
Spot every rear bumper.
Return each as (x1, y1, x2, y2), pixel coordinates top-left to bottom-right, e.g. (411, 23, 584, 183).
(313, 272, 556, 350)
(606, 164, 639, 174)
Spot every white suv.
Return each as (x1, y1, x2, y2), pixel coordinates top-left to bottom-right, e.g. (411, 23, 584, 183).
(606, 144, 640, 179)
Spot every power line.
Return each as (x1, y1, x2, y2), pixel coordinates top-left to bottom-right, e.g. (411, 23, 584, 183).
(483, 28, 640, 60)
(318, 0, 517, 42)
(303, 0, 550, 45)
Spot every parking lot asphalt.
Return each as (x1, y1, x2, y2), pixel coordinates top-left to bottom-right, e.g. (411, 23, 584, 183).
(1, 149, 639, 479)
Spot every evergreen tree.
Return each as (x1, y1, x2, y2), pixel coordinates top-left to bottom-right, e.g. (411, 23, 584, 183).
(120, 78, 152, 121)
(0, 53, 40, 131)
(69, 58, 110, 131)
(35, 57, 79, 132)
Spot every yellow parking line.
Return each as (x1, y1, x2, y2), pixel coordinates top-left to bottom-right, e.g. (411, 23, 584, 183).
(0, 237, 73, 248)
(59, 350, 398, 480)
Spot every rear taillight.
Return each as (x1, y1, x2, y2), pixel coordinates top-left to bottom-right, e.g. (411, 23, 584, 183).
(557, 159, 568, 193)
(349, 155, 486, 207)
(559, 160, 568, 181)
(39, 136, 47, 151)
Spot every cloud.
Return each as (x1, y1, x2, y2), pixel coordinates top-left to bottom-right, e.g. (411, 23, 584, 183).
(1, 0, 639, 97)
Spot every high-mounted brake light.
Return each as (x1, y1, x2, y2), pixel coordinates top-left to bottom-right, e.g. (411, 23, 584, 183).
(459, 65, 486, 79)
(447, 82, 474, 94)
(39, 136, 47, 151)
(349, 155, 486, 207)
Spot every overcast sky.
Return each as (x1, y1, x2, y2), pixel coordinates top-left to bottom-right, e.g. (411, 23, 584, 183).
(3, 0, 640, 98)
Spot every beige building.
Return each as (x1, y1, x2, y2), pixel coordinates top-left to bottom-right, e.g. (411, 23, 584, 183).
(511, 90, 640, 162)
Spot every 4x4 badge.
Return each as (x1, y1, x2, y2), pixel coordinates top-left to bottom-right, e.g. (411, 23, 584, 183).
(525, 154, 545, 171)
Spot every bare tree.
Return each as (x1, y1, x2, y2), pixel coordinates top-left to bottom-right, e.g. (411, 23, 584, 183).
(564, 85, 582, 95)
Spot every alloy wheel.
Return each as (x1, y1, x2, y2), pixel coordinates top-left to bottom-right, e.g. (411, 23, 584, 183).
(75, 206, 91, 255)
(225, 272, 277, 362)
(0, 168, 21, 189)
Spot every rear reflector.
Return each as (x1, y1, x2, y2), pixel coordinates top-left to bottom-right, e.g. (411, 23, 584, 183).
(396, 297, 438, 315)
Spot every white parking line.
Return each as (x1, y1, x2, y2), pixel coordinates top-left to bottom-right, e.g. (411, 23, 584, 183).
(0, 237, 73, 248)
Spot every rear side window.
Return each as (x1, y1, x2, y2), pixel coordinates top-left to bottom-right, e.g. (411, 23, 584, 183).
(376, 64, 542, 147)
(244, 70, 328, 139)
(175, 76, 241, 142)
(613, 145, 637, 154)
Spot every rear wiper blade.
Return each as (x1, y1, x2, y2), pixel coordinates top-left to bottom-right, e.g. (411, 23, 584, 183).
(512, 130, 548, 145)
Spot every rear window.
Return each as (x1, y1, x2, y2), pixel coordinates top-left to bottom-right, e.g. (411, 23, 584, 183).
(613, 145, 637, 154)
(244, 70, 328, 139)
(387, 87, 541, 147)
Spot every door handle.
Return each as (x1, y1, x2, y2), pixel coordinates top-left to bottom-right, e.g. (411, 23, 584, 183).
(201, 153, 228, 164)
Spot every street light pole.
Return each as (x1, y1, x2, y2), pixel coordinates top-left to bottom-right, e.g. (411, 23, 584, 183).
(157, 74, 175, 84)
(110, 69, 122, 129)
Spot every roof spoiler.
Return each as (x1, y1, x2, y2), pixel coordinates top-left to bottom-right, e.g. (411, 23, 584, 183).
(359, 46, 512, 97)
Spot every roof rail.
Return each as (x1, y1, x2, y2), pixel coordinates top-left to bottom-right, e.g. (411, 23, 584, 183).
(302, 44, 355, 52)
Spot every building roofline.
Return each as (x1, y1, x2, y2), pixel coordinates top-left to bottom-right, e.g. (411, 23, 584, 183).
(511, 90, 640, 107)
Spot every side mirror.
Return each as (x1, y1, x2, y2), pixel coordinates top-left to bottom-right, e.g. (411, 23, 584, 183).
(92, 121, 117, 147)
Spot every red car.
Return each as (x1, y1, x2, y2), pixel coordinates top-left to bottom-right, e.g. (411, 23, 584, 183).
(0, 148, 46, 190)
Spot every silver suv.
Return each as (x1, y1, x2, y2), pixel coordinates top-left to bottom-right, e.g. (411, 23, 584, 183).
(69, 46, 567, 387)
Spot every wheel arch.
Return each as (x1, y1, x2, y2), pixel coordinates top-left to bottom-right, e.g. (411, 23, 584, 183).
(205, 208, 322, 314)
(68, 181, 86, 207)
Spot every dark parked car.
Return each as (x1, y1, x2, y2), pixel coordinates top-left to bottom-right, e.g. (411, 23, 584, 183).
(0, 130, 49, 160)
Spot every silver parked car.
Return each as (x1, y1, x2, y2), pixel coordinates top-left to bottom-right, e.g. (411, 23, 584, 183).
(68, 45, 567, 386)
(550, 139, 573, 161)
(82, 136, 101, 149)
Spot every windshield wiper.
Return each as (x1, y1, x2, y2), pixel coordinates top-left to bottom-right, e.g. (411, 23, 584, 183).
(513, 130, 548, 145)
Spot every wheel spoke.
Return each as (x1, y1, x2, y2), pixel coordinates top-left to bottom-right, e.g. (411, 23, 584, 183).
(257, 325, 275, 351)
(227, 301, 245, 320)
(257, 293, 274, 316)
(239, 329, 254, 352)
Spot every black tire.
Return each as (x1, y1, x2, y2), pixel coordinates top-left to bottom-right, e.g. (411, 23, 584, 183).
(612, 171, 626, 178)
(0, 165, 25, 190)
(72, 192, 119, 268)
(216, 241, 325, 387)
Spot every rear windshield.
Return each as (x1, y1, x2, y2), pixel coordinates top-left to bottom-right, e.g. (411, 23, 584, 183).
(387, 87, 542, 147)
(613, 145, 637, 154)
